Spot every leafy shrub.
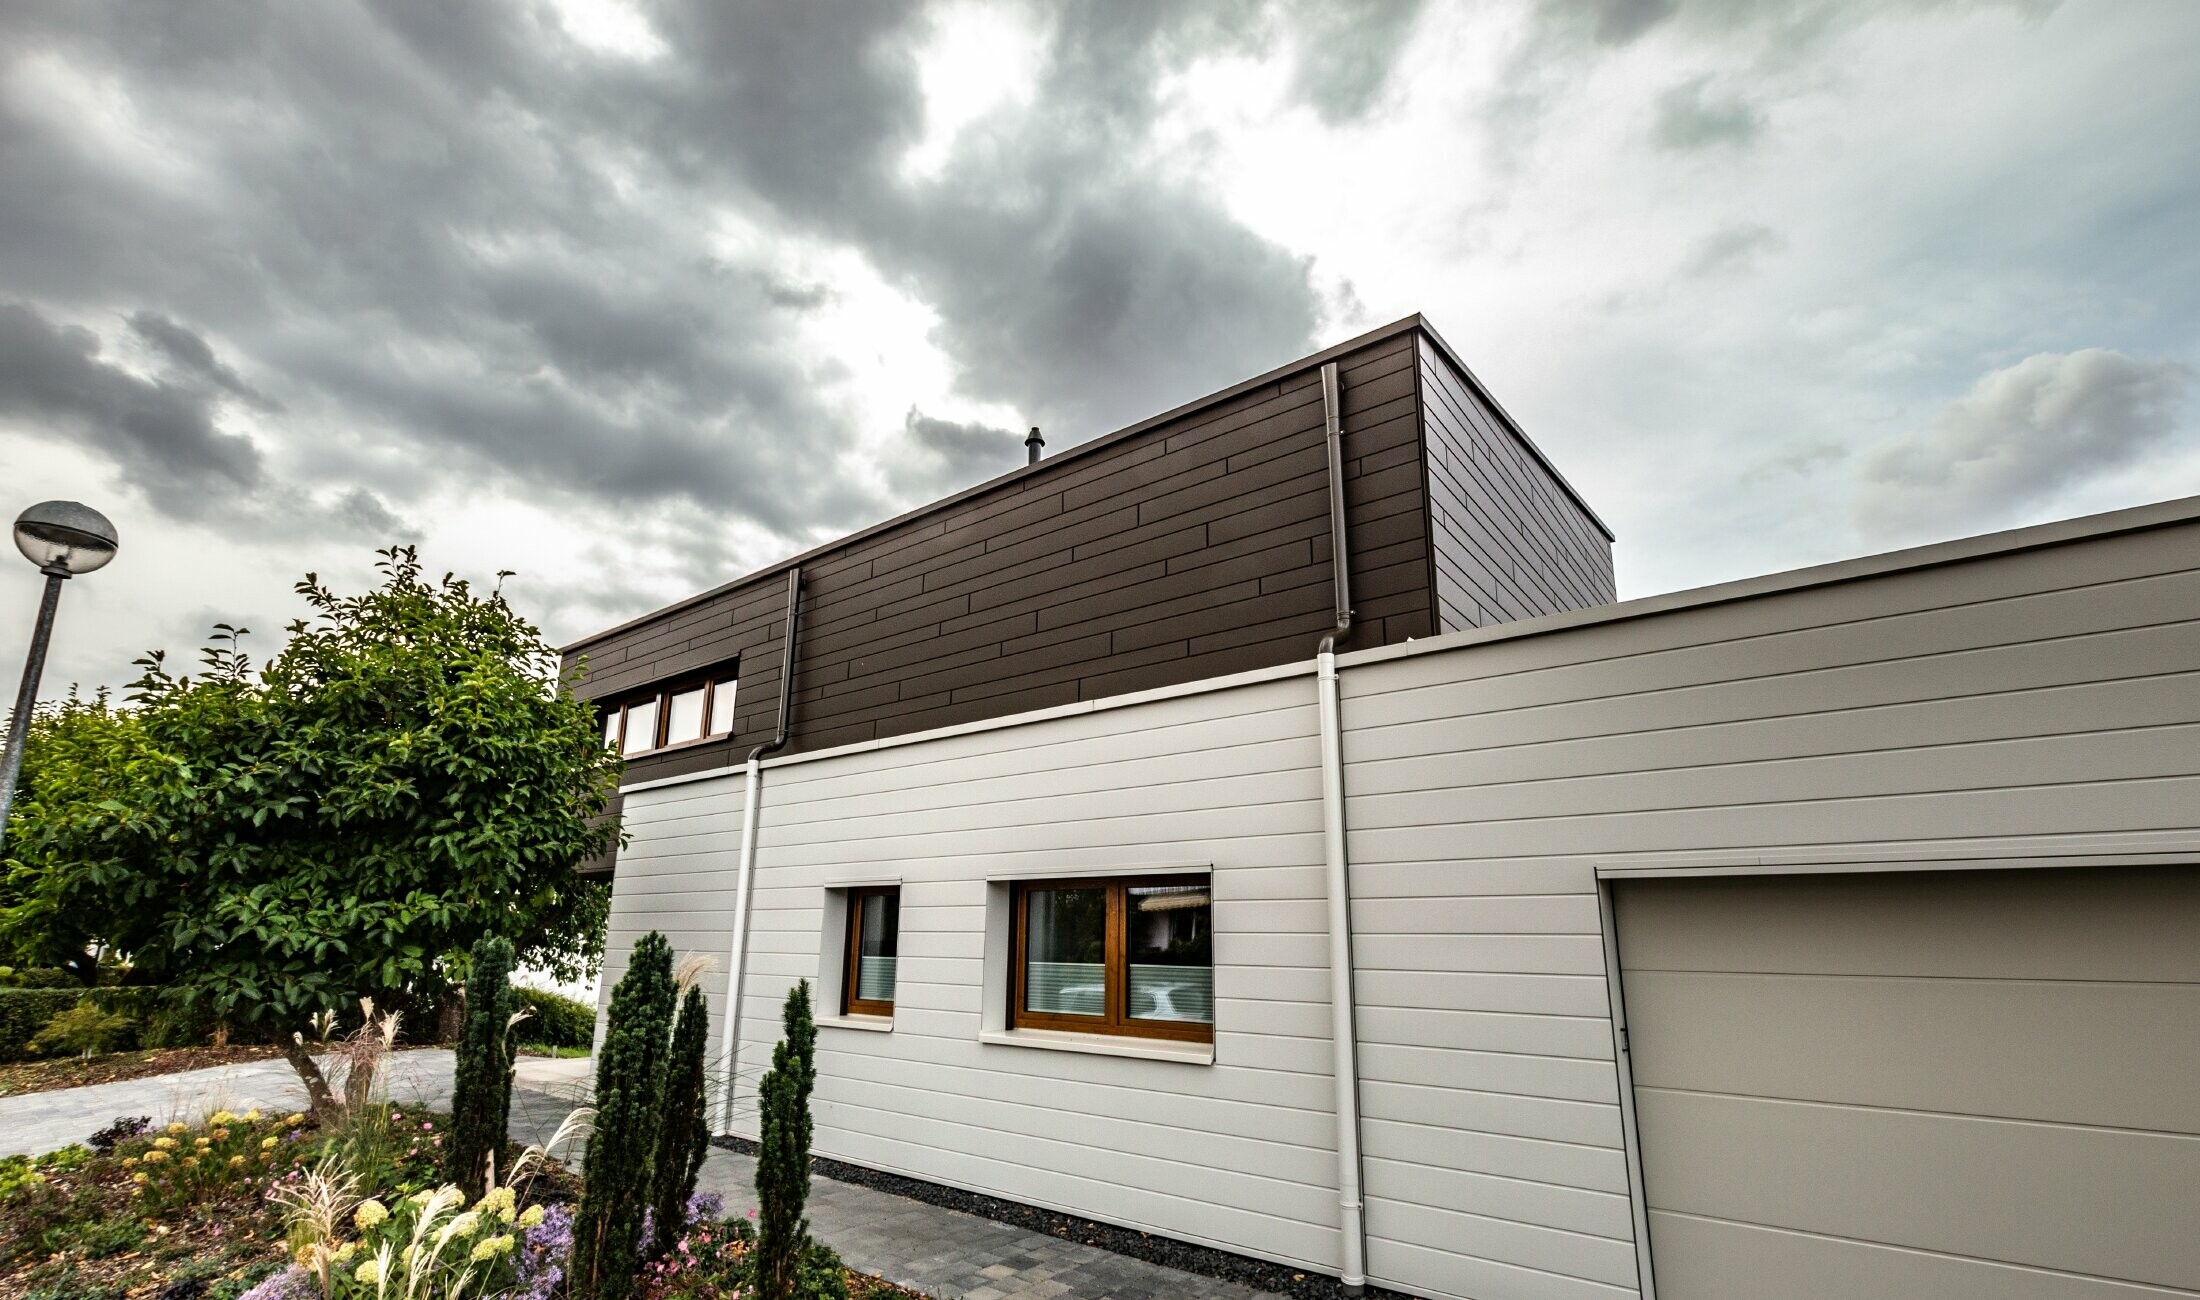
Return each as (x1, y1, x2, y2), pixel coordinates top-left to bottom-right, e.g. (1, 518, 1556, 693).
(29, 1001, 137, 1057)
(0, 987, 78, 1060)
(513, 985, 595, 1049)
(91, 1115, 154, 1153)
(0, 967, 79, 989)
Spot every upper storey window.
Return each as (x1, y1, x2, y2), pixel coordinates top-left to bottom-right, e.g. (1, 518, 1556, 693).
(602, 669, 737, 756)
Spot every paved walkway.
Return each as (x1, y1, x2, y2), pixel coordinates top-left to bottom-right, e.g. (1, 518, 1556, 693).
(696, 1146, 1273, 1300)
(0, 1053, 1277, 1299)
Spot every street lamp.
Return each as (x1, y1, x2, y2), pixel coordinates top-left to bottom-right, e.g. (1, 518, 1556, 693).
(0, 500, 119, 848)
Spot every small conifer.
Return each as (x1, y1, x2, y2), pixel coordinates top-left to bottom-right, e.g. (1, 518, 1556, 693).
(573, 932, 676, 1300)
(447, 933, 520, 1200)
(648, 982, 712, 1259)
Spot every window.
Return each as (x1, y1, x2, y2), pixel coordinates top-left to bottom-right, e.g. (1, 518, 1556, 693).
(601, 667, 737, 756)
(1012, 876, 1212, 1042)
(842, 886, 901, 1016)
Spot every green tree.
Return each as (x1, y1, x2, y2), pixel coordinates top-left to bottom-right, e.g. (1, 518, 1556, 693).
(648, 982, 711, 1260)
(755, 979, 844, 1300)
(447, 933, 521, 1199)
(0, 548, 621, 1111)
(0, 691, 133, 975)
(574, 931, 675, 1300)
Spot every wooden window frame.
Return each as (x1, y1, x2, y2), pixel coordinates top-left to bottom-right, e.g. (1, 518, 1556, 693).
(1010, 876, 1213, 1044)
(602, 664, 738, 758)
(843, 885, 900, 1018)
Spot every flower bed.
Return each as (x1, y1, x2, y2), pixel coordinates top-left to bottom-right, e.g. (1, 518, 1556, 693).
(1, 1106, 923, 1300)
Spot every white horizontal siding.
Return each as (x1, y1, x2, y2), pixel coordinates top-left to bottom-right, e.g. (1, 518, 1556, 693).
(1339, 518, 2200, 1299)
(713, 675, 1344, 1273)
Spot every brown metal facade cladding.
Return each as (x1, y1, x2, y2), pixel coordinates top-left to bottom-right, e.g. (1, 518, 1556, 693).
(563, 316, 1614, 801)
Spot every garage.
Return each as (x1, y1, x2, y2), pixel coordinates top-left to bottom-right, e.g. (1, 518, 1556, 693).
(1614, 865, 2200, 1299)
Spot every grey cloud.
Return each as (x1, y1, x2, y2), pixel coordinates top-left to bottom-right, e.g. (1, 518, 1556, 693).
(1284, 1, 1428, 123)
(126, 311, 279, 411)
(0, 298, 264, 516)
(1654, 77, 1761, 150)
(1536, 0, 2049, 52)
(1683, 222, 1782, 277)
(0, 298, 413, 544)
(0, 0, 1419, 619)
(1856, 349, 2193, 544)
(891, 408, 1024, 500)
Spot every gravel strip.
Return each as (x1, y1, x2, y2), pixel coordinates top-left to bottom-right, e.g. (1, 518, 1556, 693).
(713, 1136, 1416, 1299)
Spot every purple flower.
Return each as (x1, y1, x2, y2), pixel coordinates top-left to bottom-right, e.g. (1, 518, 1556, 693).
(685, 1191, 724, 1225)
(511, 1203, 574, 1300)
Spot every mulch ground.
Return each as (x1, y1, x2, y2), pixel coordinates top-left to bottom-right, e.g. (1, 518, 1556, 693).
(0, 1047, 290, 1099)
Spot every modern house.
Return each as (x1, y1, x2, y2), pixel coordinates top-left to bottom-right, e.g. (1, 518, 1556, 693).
(566, 317, 2200, 1300)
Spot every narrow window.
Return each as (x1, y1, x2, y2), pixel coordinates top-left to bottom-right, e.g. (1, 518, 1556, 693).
(1012, 877, 1212, 1042)
(620, 696, 659, 756)
(603, 709, 622, 751)
(664, 686, 707, 746)
(707, 679, 737, 735)
(844, 886, 901, 1017)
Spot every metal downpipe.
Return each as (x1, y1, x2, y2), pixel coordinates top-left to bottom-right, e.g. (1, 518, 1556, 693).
(1313, 360, 1368, 1294)
(718, 566, 802, 1134)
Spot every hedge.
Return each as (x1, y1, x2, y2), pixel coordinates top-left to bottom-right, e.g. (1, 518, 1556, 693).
(0, 989, 82, 1061)
(514, 985, 595, 1049)
(0, 986, 199, 1061)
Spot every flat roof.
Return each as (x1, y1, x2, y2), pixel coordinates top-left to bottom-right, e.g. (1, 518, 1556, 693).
(564, 314, 1609, 653)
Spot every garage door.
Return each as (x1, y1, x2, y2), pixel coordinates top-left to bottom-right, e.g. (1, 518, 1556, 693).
(1614, 866, 2200, 1300)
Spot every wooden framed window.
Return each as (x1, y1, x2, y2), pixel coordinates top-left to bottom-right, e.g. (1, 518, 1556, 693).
(1011, 876, 1212, 1042)
(843, 886, 901, 1017)
(601, 665, 737, 757)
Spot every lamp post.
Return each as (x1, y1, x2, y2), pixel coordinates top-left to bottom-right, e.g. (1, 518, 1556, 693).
(0, 500, 119, 848)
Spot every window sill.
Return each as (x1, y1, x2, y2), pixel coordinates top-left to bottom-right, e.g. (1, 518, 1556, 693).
(978, 1028, 1213, 1065)
(816, 1013, 894, 1034)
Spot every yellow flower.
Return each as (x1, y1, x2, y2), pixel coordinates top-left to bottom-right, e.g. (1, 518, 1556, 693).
(517, 1204, 545, 1229)
(153, 1137, 178, 1151)
(211, 1127, 231, 1142)
(181, 1156, 198, 1169)
(131, 1171, 149, 1185)
(122, 1156, 139, 1168)
(261, 1136, 279, 1150)
(228, 1155, 246, 1168)
(285, 1113, 305, 1127)
(448, 1211, 482, 1237)
(241, 1109, 262, 1123)
(210, 1110, 236, 1126)
(354, 1259, 383, 1285)
(470, 1234, 515, 1262)
(354, 1199, 389, 1230)
(194, 1137, 212, 1148)
(143, 1149, 170, 1164)
(332, 1241, 359, 1261)
(475, 1186, 516, 1220)
(165, 1122, 188, 1136)
(295, 1244, 319, 1268)
(408, 1189, 436, 1206)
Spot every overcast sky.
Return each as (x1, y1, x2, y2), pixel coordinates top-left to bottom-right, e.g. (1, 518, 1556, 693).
(2, 0, 2196, 699)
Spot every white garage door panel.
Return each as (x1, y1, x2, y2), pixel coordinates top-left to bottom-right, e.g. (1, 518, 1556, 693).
(1636, 1088, 2200, 1289)
(1618, 866, 2200, 1298)
(1615, 867, 2200, 982)
(1645, 1212, 2200, 1300)
(1626, 970, 2200, 1132)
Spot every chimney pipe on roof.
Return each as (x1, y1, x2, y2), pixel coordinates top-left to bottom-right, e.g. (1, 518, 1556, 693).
(1025, 426, 1045, 465)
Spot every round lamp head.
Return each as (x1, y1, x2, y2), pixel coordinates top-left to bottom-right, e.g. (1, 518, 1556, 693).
(14, 500, 118, 576)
